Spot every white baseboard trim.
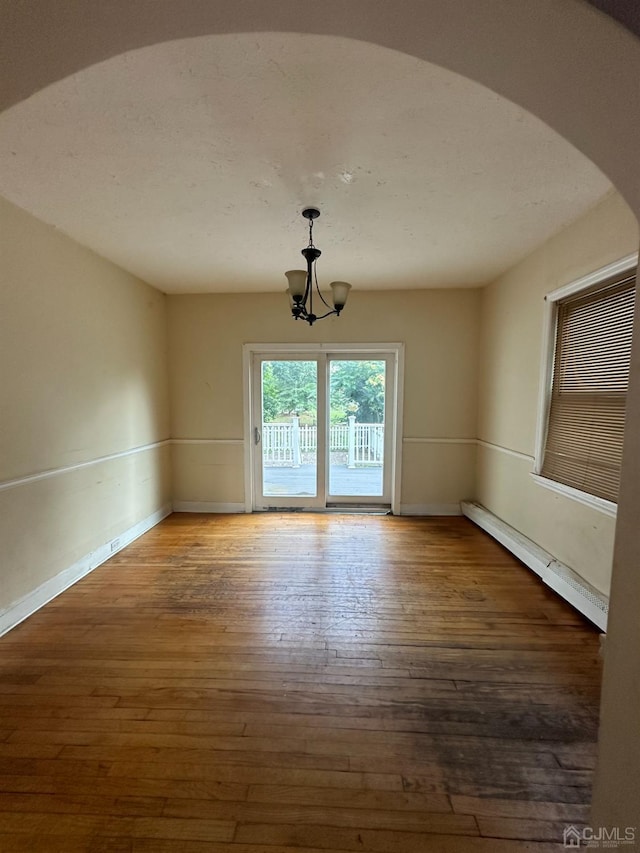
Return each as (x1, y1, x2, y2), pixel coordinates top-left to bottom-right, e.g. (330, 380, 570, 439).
(0, 504, 172, 638)
(172, 501, 246, 514)
(400, 503, 463, 516)
(461, 500, 608, 631)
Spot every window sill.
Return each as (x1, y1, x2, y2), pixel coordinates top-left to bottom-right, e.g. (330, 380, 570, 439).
(530, 473, 617, 518)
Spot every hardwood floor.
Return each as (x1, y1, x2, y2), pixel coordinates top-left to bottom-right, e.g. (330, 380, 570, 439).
(0, 514, 602, 851)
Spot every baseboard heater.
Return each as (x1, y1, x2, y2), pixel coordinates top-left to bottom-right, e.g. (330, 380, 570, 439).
(461, 501, 608, 632)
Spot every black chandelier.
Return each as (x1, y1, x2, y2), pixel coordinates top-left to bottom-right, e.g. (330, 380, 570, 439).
(285, 208, 351, 326)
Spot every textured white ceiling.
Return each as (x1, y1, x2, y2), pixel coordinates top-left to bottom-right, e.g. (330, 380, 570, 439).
(0, 32, 611, 293)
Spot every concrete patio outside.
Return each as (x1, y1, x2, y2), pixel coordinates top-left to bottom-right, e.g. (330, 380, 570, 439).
(263, 462, 383, 497)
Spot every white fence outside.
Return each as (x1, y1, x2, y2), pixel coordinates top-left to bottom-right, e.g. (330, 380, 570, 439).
(262, 416, 383, 467)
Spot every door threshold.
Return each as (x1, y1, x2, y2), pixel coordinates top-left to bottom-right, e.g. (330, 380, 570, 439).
(324, 506, 391, 514)
(258, 505, 391, 515)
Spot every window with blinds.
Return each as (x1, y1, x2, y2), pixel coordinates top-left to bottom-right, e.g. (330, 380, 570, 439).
(541, 272, 636, 503)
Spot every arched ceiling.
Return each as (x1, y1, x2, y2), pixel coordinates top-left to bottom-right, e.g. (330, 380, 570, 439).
(587, 0, 640, 36)
(0, 32, 611, 293)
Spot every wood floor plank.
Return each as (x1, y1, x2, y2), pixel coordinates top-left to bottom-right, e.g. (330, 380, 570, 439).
(234, 820, 478, 849)
(245, 783, 452, 812)
(0, 773, 248, 801)
(478, 815, 585, 841)
(233, 822, 564, 851)
(451, 794, 590, 821)
(0, 514, 602, 850)
(161, 797, 477, 834)
(106, 762, 404, 791)
(0, 811, 236, 841)
(0, 837, 133, 853)
(0, 790, 166, 817)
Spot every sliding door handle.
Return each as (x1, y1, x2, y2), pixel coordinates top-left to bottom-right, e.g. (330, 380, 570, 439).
(254, 426, 261, 445)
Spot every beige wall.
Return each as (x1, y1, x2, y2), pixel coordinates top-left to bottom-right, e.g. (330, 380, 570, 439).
(0, 195, 171, 612)
(477, 191, 639, 596)
(168, 289, 480, 510)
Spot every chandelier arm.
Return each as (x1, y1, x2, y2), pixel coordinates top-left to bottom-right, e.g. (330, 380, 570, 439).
(313, 260, 334, 312)
(309, 308, 338, 322)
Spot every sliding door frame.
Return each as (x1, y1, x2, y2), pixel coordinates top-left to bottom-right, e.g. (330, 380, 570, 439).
(251, 351, 327, 511)
(242, 342, 404, 514)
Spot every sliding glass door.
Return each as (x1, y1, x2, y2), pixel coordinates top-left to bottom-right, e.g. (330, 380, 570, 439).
(250, 349, 397, 510)
(328, 358, 387, 501)
(254, 357, 325, 509)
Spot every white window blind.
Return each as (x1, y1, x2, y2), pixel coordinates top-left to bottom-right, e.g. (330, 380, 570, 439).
(541, 273, 636, 503)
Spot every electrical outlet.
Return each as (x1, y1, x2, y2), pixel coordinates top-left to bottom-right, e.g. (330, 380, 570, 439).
(110, 539, 120, 553)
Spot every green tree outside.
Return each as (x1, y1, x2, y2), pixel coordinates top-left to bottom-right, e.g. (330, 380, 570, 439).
(330, 360, 385, 423)
(261, 359, 385, 424)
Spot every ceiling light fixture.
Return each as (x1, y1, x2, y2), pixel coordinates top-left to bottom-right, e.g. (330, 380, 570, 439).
(285, 208, 351, 326)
